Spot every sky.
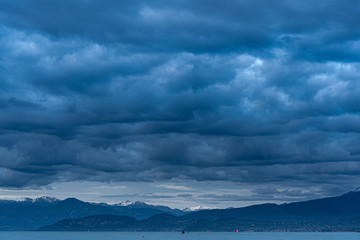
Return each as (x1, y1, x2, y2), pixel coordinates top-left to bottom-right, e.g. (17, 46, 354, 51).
(0, 0, 360, 209)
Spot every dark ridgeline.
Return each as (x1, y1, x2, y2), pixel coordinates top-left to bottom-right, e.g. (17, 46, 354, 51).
(182, 190, 360, 221)
(39, 214, 360, 232)
(2, 190, 360, 231)
(39, 215, 141, 231)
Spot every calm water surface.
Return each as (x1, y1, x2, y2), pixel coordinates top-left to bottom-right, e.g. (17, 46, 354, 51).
(0, 232, 359, 240)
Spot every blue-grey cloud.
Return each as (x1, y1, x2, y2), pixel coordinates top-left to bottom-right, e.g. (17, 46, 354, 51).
(0, 0, 359, 199)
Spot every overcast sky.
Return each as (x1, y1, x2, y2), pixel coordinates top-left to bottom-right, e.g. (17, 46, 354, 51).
(0, 0, 360, 209)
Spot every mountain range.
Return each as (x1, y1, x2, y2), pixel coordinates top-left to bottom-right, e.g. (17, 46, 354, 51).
(183, 190, 360, 221)
(0, 197, 184, 230)
(2, 190, 360, 231)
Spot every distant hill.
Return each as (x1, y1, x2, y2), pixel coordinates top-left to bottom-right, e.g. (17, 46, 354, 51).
(38, 213, 360, 232)
(0, 197, 185, 230)
(182, 190, 360, 222)
(39, 215, 141, 231)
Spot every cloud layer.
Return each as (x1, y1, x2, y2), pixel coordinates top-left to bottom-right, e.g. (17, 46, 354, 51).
(0, 0, 360, 200)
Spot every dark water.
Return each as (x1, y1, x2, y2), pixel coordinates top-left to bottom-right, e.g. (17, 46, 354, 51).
(0, 232, 359, 240)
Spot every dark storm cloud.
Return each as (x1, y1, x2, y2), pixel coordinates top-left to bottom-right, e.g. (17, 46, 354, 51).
(1, 0, 359, 55)
(0, 0, 360, 197)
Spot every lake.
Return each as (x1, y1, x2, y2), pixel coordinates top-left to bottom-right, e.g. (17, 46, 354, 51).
(0, 232, 359, 240)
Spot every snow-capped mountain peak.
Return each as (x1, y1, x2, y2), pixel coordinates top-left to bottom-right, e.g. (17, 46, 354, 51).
(182, 205, 211, 211)
(32, 196, 59, 203)
(115, 200, 147, 207)
(115, 200, 134, 206)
